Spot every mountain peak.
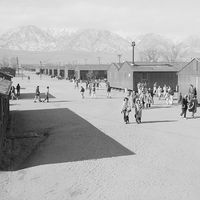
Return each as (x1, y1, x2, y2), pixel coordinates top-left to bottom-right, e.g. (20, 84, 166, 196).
(0, 25, 130, 53)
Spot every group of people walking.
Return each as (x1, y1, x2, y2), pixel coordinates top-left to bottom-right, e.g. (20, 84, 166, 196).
(180, 84, 198, 119)
(153, 83, 175, 105)
(73, 78, 112, 99)
(11, 73, 199, 124)
(121, 96, 143, 124)
(121, 83, 151, 124)
(10, 83, 50, 103)
(34, 86, 50, 103)
(10, 83, 20, 100)
(121, 82, 199, 124)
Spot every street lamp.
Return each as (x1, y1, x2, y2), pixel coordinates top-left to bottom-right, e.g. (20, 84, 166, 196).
(131, 41, 136, 65)
(97, 57, 101, 64)
(16, 56, 19, 76)
(118, 54, 122, 64)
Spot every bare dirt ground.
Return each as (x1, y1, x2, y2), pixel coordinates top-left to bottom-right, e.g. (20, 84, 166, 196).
(1, 71, 200, 200)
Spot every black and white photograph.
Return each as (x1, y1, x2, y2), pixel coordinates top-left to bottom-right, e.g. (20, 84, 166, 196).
(0, 0, 200, 199)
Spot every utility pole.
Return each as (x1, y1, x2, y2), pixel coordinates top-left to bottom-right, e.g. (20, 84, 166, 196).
(16, 57, 19, 76)
(22, 65, 23, 80)
(97, 57, 101, 64)
(132, 41, 136, 65)
(118, 54, 122, 64)
(40, 61, 42, 79)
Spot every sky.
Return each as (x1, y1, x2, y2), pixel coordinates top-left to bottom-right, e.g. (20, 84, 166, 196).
(1, 0, 200, 39)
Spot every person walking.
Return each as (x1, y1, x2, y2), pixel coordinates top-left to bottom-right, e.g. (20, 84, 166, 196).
(178, 92, 183, 104)
(148, 88, 154, 105)
(16, 83, 20, 98)
(121, 97, 131, 124)
(86, 80, 89, 90)
(135, 98, 143, 124)
(80, 86, 85, 99)
(92, 83, 96, 98)
(188, 84, 197, 100)
(153, 82, 157, 96)
(107, 82, 111, 98)
(131, 91, 137, 108)
(168, 88, 174, 105)
(165, 90, 170, 105)
(34, 86, 41, 103)
(180, 95, 188, 119)
(43, 86, 50, 102)
(163, 85, 167, 98)
(10, 86, 17, 100)
(145, 90, 152, 108)
(88, 82, 92, 96)
(188, 94, 198, 118)
(157, 86, 162, 100)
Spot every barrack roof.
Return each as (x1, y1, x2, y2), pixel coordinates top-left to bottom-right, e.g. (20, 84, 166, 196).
(124, 61, 186, 72)
(0, 70, 13, 78)
(75, 64, 110, 71)
(0, 79, 12, 96)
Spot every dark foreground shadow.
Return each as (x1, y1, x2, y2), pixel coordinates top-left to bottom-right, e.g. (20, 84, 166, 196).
(4, 108, 134, 171)
(19, 93, 55, 99)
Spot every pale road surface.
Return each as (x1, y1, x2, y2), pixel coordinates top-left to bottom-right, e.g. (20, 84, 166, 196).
(1, 72, 200, 200)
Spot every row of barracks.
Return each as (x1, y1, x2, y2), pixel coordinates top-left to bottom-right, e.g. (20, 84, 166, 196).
(0, 71, 12, 157)
(37, 58, 200, 102)
(41, 64, 109, 80)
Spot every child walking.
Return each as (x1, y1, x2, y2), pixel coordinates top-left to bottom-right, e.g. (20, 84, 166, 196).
(135, 98, 143, 124)
(180, 95, 188, 119)
(92, 83, 96, 98)
(43, 86, 50, 102)
(88, 83, 92, 96)
(121, 97, 131, 124)
(188, 95, 198, 118)
(80, 86, 85, 99)
(34, 86, 41, 103)
(107, 82, 111, 98)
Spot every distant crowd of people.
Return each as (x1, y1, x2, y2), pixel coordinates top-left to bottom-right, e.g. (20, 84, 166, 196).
(72, 77, 112, 99)
(71, 78, 199, 124)
(10, 73, 199, 124)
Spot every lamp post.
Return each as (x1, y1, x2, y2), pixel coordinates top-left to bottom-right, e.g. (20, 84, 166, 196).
(22, 65, 24, 80)
(118, 54, 122, 64)
(97, 57, 101, 64)
(16, 57, 19, 76)
(132, 41, 136, 65)
(40, 61, 42, 80)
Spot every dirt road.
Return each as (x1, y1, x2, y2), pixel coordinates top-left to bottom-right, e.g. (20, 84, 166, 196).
(1, 72, 200, 200)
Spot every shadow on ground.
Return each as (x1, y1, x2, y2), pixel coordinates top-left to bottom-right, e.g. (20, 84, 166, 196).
(142, 120, 177, 124)
(186, 116, 200, 120)
(48, 100, 71, 103)
(20, 93, 55, 99)
(3, 108, 134, 171)
(149, 105, 171, 109)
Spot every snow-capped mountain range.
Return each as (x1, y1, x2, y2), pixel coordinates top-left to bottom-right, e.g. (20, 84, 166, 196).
(0, 25, 130, 52)
(0, 25, 200, 64)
